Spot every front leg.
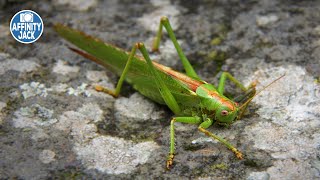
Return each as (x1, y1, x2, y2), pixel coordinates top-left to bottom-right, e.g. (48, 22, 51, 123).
(167, 116, 201, 169)
(198, 118, 243, 159)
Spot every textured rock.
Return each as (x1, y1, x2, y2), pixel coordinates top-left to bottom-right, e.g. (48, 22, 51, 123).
(74, 136, 159, 174)
(55, 0, 97, 11)
(115, 93, 165, 121)
(39, 149, 56, 164)
(256, 15, 279, 27)
(247, 172, 270, 180)
(53, 59, 80, 75)
(1, 0, 320, 179)
(0, 102, 6, 125)
(20, 82, 52, 99)
(0, 53, 39, 75)
(55, 103, 159, 174)
(137, 0, 180, 32)
(244, 65, 320, 179)
(13, 104, 57, 128)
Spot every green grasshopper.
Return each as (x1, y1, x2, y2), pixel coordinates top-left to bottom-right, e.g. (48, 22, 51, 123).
(54, 17, 284, 169)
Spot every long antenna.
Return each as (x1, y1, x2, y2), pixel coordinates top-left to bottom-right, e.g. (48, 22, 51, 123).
(239, 73, 286, 110)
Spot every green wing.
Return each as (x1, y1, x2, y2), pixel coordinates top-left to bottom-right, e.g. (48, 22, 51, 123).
(54, 24, 200, 109)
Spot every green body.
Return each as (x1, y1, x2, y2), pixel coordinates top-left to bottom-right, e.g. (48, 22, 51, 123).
(54, 17, 257, 169)
(54, 25, 242, 120)
(55, 25, 203, 114)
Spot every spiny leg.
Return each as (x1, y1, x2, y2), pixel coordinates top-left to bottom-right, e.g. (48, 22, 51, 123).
(98, 42, 184, 168)
(136, 42, 181, 114)
(152, 16, 199, 79)
(167, 116, 201, 169)
(139, 42, 198, 166)
(95, 45, 137, 97)
(198, 118, 243, 159)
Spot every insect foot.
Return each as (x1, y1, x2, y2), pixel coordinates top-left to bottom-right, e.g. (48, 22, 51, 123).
(94, 85, 118, 98)
(166, 154, 175, 169)
(160, 16, 169, 23)
(232, 148, 243, 160)
(135, 42, 144, 49)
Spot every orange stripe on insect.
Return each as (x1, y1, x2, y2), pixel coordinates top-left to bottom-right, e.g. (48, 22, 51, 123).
(153, 62, 204, 91)
(203, 88, 235, 111)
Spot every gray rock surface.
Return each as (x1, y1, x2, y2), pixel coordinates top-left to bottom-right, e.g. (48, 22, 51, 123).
(0, 0, 319, 179)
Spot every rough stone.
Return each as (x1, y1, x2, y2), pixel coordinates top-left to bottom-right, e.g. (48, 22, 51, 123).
(244, 65, 320, 179)
(148, 38, 181, 67)
(20, 82, 52, 99)
(52, 59, 80, 75)
(39, 149, 56, 164)
(0, 53, 39, 75)
(85, 70, 109, 82)
(55, 103, 159, 174)
(0, 102, 7, 125)
(67, 83, 91, 97)
(115, 92, 165, 122)
(55, 0, 97, 11)
(137, 0, 181, 32)
(247, 172, 270, 180)
(0, 25, 10, 38)
(1, 0, 320, 179)
(256, 15, 279, 27)
(74, 136, 159, 174)
(13, 104, 58, 128)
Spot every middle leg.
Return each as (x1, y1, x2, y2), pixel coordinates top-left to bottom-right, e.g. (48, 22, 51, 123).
(198, 118, 243, 159)
(167, 116, 201, 169)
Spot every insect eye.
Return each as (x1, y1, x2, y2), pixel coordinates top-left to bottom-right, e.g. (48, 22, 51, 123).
(221, 110, 229, 116)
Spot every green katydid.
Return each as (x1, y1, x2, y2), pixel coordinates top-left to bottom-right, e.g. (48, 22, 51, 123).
(54, 16, 284, 169)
